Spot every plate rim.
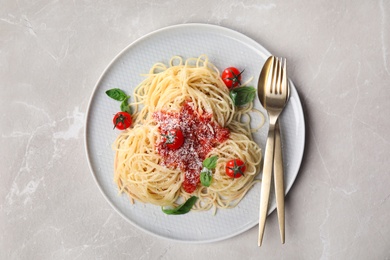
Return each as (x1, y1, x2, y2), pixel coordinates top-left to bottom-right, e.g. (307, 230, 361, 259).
(84, 22, 305, 243)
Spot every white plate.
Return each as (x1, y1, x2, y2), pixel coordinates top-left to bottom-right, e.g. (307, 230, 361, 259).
(85, 23, 305, 243)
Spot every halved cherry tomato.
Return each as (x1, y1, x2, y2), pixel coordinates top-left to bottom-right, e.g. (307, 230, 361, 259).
(221, 67, 244, 89)
(225, 159, 246, 178)
(162, 129, 184, 150)
(113, 112, 132, 130)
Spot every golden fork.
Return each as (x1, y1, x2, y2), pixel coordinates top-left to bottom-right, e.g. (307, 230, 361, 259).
(274, 57, 290, 244)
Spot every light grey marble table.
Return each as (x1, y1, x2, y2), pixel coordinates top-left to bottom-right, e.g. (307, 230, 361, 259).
(1, 1, 390, 259)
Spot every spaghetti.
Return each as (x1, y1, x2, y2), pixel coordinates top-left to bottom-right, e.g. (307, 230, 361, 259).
(113, 55, 263, 213)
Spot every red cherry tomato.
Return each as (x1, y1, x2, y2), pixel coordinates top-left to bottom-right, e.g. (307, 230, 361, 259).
(113, 112, 132, 130)
(221, 67, 244, 89)
(225, 159, 246, 178)
(162, 129, 184, 150)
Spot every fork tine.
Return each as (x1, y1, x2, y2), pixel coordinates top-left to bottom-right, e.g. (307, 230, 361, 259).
(276, 58, 282, 94)
(281, 58, 287, 96)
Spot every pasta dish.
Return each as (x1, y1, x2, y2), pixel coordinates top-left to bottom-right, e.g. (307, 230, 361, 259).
(111, 55, 262, 214)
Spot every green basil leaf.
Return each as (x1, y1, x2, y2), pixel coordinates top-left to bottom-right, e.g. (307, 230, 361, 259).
(106, 88, 128, 101)
(162, 196, 198, 215)
(120, 96, 132, 114)
(200, 168, 212, 187)
(230, 86, 256, 106)
(229, 91, 238, 105)
(203, 155, 218, 169)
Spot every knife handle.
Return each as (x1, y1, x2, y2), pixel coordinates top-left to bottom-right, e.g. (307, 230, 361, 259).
(274, 121, 285, 244)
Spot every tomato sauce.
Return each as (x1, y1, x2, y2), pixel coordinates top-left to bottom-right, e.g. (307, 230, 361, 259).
(153, 102, 230, 193)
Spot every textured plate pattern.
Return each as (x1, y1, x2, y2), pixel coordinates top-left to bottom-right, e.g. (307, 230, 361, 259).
(85, 23, 305, 243)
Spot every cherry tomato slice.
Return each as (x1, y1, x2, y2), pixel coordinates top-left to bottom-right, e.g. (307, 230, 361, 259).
(162, 129, 184, 150)
(225, 159, 246, 178)
(113, 112, 132, 130)
(221, 67, 244, 89)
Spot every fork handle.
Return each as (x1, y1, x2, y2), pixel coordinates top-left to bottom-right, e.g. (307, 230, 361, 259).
(258, 123, 276, 246)
(274, 121, 285, 244)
